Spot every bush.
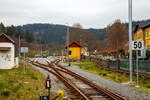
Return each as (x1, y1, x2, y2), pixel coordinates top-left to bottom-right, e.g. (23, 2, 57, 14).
(146, 84, 150, 88)
(0, 83, 4, 91)
(12, 85, 21, 92)
(1, 91, 10, 97)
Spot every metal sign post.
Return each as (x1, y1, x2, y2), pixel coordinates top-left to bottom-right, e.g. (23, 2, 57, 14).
(21, 47, 28, 72)
(136, 50, 139, 87)
(24, 52, 26, 72)
(132, 41, 146, 87)
(128, 0, 133, 83)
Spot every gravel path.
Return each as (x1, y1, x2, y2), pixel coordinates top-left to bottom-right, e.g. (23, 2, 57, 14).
(59, 62, 150, 100)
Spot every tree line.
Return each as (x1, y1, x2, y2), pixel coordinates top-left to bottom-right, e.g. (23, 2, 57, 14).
(0, 22, 34, 43)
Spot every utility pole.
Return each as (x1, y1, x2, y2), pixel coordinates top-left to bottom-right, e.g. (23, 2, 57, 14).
(129, 0, 133, 83)
(66, 23, 70, 66)
(19, 35, 20, 58)
(40, 38, 42, 57)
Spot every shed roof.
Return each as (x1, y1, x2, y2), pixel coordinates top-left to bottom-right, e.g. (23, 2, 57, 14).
(0, 33, 15, 44)
(64, 41, 82, 49)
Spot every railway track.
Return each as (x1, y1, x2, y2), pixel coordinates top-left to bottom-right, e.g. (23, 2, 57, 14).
(29, 58, 128, 100)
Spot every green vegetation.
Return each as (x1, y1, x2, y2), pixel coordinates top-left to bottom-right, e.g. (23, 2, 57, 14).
(26, 50, 42, 57)
(71, 59, 150, 93)
(0, 22, 34, 43)
(0, 62, 46, 100)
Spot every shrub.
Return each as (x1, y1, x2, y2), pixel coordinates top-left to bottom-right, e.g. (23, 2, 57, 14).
(1, 91, 10, 97)
(146, 84, 150, 88)
(12, 85, 21, 92)
(0, 83, 4, 91)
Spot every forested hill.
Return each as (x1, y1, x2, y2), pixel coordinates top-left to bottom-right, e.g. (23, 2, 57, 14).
(16, 19, 150, 44)
(17, 24, 106, 44)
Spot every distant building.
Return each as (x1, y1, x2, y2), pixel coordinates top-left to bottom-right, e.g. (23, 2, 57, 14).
(133, 23, 150, 50)
(64, 41, 82, 60)
(81, 43, 89, 56)
(0, 33, 15, 69)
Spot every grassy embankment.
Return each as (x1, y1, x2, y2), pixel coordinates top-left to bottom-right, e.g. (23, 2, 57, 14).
(71, 59, 150, 93)
(0, 62, 48, 100)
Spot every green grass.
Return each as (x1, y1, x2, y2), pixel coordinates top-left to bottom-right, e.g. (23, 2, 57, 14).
(0, 62, 46, 100)
(71, 59, 150, 94)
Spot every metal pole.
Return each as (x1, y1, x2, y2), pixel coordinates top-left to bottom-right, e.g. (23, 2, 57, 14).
(62, 50, 64, 62)
(129, 0, 133, 83)
(39, 92, 42, 100)
(19, 35, 20, 58)
(48, 49, 50, 57)
(66, 23, 70, 66)
(48, 88, 50, 99)
(40, 38, 42, 57)
(136, 50, 139, 87)
(24, 52, 26, 72)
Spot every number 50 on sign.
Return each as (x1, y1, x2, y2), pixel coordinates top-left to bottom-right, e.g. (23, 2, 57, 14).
(132, 41, 144, 50)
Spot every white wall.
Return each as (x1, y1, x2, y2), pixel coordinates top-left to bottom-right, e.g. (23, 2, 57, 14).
(0, 43, 15, 69)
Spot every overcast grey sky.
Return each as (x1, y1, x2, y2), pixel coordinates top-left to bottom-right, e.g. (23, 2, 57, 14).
(0, 0, 149, 28)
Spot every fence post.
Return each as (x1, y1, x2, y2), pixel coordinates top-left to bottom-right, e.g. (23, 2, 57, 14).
(116, 59, 120, 70)
(106, 59, 110, 68)
(132, 59, 135, 73)
(99, 59, 102, 66)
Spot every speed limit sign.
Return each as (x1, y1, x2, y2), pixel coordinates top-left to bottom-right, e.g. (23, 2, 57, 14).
(132, 41, 144, 50)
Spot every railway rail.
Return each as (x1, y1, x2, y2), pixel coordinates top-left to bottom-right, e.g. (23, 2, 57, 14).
(29, 58, 128, 100)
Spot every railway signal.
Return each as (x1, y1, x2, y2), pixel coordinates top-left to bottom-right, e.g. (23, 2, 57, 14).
(45, 75, 51, 99)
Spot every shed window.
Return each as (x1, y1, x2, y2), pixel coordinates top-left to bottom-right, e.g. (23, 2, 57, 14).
(68, 50, 72, 55)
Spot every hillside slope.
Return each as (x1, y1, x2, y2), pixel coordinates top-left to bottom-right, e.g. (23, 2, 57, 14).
(16, 19, 150, 44)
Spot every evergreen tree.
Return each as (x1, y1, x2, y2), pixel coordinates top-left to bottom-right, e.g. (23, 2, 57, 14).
(6, 25, 16, 36)
(25, 30, 34, 43)
(0, 22, 5, 34)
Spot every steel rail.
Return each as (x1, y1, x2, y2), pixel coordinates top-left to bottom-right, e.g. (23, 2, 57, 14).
(54, 62, 127, 100)
(41, 59, 127, 100)
(30, 61, 89, 100)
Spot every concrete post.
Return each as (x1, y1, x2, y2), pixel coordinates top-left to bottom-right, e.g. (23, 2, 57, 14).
(116, 59, 120, 70)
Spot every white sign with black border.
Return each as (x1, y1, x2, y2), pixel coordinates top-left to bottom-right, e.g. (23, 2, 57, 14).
(21, 47, 28, 53)
(132, 41, 144, 50)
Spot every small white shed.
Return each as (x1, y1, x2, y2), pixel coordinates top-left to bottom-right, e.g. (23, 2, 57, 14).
(0, 33, 15, 69)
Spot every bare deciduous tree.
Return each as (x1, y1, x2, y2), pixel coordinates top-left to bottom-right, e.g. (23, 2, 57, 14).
(69, 23, 96, 51)
(106, 20, 128, 58)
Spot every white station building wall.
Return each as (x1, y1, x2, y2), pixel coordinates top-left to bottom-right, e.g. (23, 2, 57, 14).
(0, 43, 15, 69)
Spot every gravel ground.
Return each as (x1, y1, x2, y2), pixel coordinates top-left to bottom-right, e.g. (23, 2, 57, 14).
(59, 62, 150, 100)
(29, 58, 73, 99)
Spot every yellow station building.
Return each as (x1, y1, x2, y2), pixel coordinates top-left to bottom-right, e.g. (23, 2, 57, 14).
(64, 41, 82, 60)
(133, 23, 150, 50)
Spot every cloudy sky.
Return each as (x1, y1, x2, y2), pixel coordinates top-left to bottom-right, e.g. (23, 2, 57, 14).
(0, 0, 149, 28)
